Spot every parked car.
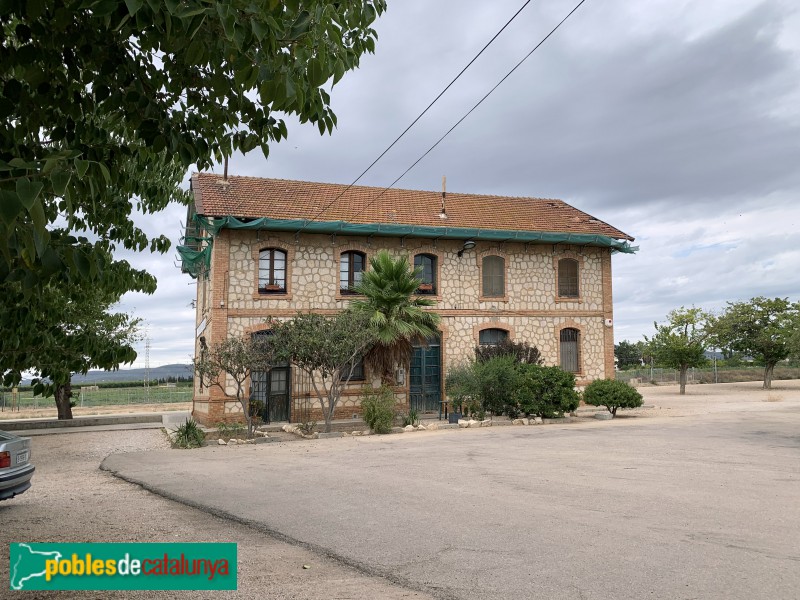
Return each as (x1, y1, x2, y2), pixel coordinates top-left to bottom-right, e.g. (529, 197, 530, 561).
(0, 430, 34, 500)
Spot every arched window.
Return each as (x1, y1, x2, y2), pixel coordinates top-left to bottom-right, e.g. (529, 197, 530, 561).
(258, 248, 287, 294)
(340, 251, 366, 294)
(482, 255, 505, 297)
(558, 258, 579, 298)
(414, 253, 437, 294)
(479, 328, 509, 346)
(560, 328, 581, 373)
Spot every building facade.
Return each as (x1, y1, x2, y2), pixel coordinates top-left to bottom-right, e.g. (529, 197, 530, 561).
(181, 174, 635, 425)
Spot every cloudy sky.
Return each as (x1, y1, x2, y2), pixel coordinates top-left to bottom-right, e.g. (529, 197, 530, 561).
(120, 0, 800, 367)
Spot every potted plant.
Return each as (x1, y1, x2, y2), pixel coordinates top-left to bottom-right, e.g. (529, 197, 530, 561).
(262, 284, 283, 292)
(417, 283, 433, 293)
(448, 397, 463, 424)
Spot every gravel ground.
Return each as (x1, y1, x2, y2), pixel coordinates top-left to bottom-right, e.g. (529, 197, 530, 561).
(0, 428, 432, 600)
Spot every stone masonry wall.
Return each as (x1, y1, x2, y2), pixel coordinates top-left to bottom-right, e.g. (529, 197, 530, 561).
(191, 229, 615, 424)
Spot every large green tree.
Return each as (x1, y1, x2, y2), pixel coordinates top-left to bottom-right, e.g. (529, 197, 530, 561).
(646, 307, 710, 395)
(711, 297, 800, 389)
(351, 251, 441, 384)
(0, 0, 386, 379)
(1, 271, 142, 419)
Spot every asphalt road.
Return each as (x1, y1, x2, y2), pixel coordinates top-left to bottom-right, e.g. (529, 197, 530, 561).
(102, 403, 800, 600)
(0, 429, 434, 600)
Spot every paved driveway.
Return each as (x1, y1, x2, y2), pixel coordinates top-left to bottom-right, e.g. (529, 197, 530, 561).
(103, 393, 800, 600)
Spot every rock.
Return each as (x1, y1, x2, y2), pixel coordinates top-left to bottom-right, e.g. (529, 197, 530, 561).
(468, 420, 480, 428)
(362, 430, 371, 436)
(512, 418, 528, 426)
(481, 420, 492, 427)
(426, 422, 439, 431)
(595, 412, 613, 420)
(217, 438, 226, 445)
(533, 417, 543, 424)
(417, 424, 427, 430)
(227, 440, 236, 446)
(281, 424, 292, 432)
(404, 424, 415, 432)
(302, 564, 310, 570)
(458, 419, 469, 428)
(350, 430, 361, 436)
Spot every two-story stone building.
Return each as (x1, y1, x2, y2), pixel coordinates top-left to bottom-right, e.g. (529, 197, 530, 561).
(181, 173, 635, 425)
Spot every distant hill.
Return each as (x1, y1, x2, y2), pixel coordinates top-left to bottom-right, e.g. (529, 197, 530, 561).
(23, 364, 193, 385)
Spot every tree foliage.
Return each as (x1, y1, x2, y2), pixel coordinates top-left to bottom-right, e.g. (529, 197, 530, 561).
(0, 0, 386, 374)
(268, 311, 375, 432)
(193, 335, 280, 438)
(645, 307, 709, 395)
(710, 297, 800, 389)
(583, 379, 643, 417)
(614, 340, 644, 369)
(352, 250, 441, 383)
(474, 339, 543, 365)
(1, 273, 141, 419)
(514, 364, 580, 419)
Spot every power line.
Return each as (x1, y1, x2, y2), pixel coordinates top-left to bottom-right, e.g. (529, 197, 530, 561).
(342, 0, 590, 221)
(294, 0, 535, 234)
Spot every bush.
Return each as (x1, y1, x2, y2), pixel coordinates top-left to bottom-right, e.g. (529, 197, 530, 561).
(475, 339, 543, 365)
(515, 364, 580, 418)
(583, 379, 643, 417)
(474, 356, 520, 417)
(361, 385, 396, 434)
(173, 419, 205, 449)
(445, 363, 479, 415)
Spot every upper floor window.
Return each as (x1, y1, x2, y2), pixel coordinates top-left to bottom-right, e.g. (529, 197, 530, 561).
(560, 328, 581, 373)
(479, 328, 509, 346)
(482, 255, 505, 298)
(414, 254, 437, 295)
(558, 258, 579, 298)
(340, 251, 366, 294)
(258, 248, 287, 294)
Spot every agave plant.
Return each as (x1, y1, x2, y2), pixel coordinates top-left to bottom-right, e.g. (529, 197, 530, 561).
(351, 250, 441, 384)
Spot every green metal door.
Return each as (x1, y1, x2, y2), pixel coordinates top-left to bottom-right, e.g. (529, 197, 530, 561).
(410, 336, 441, 413)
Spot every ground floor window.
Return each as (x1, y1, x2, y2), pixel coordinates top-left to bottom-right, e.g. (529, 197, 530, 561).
(560, 328, 580, 373)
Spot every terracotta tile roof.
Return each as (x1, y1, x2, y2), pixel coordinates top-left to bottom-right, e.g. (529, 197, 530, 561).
(191, 173, 634, 241)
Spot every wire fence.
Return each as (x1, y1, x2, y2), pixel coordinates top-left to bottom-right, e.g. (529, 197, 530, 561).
(616, 365, 800, 386)
(0, 385, 192, 413)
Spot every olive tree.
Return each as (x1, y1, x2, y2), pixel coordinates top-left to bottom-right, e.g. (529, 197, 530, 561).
(269, 311, 375, 432)
(194, 335, 281, 438)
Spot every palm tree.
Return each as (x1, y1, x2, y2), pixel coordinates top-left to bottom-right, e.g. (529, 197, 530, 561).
(351, 250, 441, 384)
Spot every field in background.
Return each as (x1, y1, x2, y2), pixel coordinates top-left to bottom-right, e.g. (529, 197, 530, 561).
(617, 365, 800, 386)
(0, 383, 192, 420)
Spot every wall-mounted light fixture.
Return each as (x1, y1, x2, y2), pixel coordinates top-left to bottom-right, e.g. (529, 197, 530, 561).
(457, 239, 476, 257)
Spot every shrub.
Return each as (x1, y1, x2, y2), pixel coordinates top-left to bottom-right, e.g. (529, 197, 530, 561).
(515, 364, 580, 418)
(583, 379, 643, 417)
(361, 385, 396, 434)
(475, 339, 543, 365)
(173, 419, 205, 449)
(401, 408, 419, 427)
(297, 420, 317, 435)
(445, 363, 479, 415)
(473, 356, 520, 417)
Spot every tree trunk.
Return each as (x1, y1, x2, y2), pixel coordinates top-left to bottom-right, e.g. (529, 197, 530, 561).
(55, 381, 74, 420)
(679, 366, 687, 395)
(763, 363, 775, 389)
